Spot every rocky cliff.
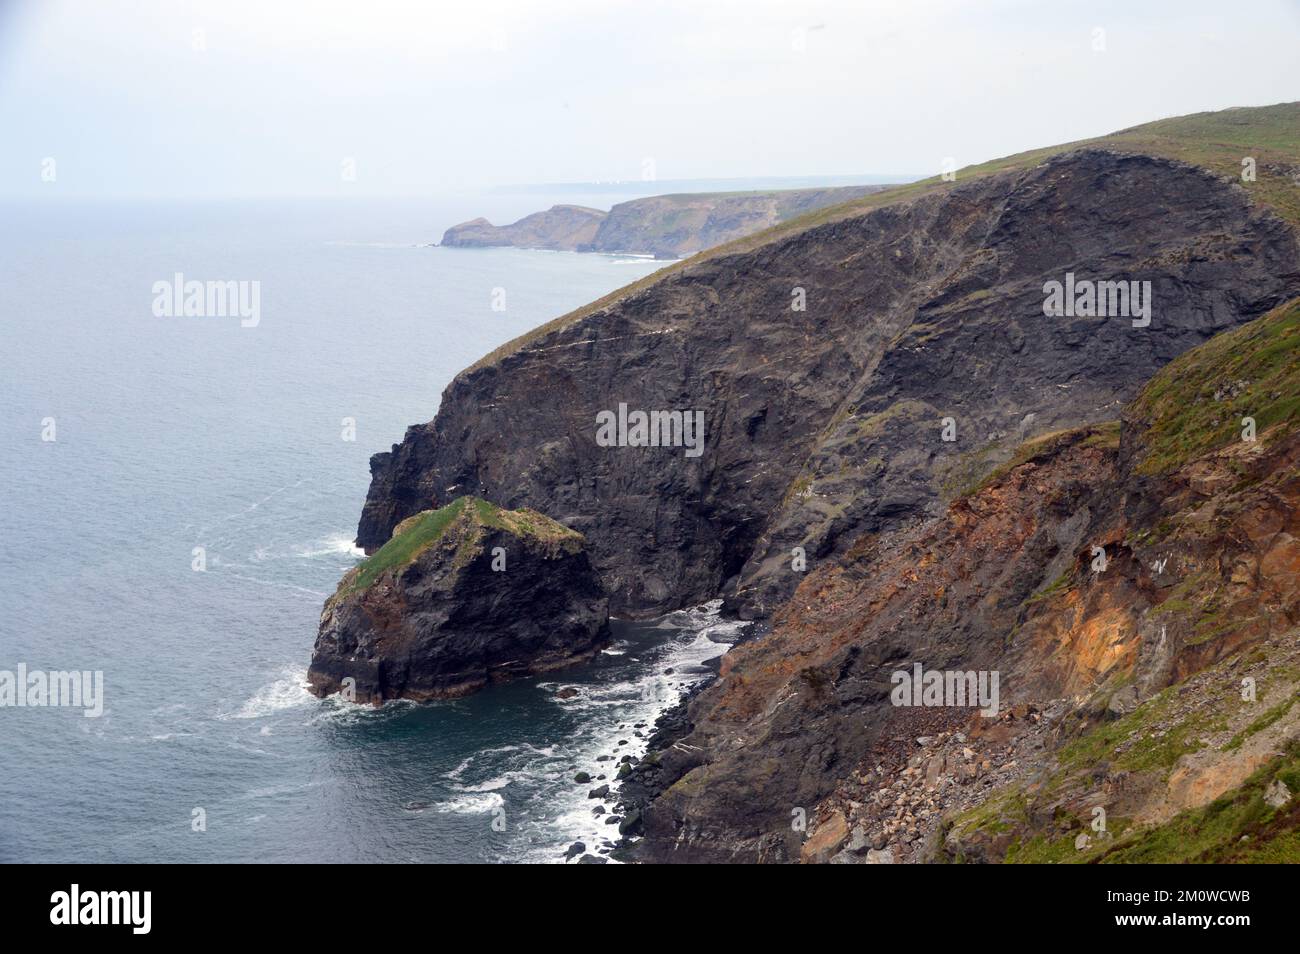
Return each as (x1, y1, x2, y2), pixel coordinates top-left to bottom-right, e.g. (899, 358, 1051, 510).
(343, 103, 1300, 861)
(439, 184, 890, 258)
(362, 147, 1299, 622)
(308, 496, 608, 702)
(621, 298, 1300, 863)
(586, 185, 890, 258)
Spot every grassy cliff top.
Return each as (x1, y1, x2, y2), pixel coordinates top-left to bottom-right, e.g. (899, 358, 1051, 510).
(345, 496, 582, 593)
(466, 102, 1300, 377)
(1131, 296, 1300, 475)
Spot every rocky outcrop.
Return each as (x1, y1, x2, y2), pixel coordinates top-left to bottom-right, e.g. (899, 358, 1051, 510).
(441, 205, 606, 251)
(439, 185, 890, 258)
(361, 149, 1300, 623)
(337, 104, 1300, 861)
(621, 298, 1300, 862)
(307, 496, 608, 703)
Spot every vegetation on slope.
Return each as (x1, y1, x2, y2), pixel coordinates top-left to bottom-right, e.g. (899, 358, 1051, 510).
(943, 622, 1300, 864)
(942, 297, 1300, 862)
(1130, 297, 1300, 475)
(1094, 744, 1300, 863)
(346, 497, 472, 592)
(344, 496, 582, 594)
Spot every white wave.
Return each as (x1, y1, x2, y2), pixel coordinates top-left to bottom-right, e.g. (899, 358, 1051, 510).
(521, 600, 739, 862)
(444, 756, 475, 781)
(224, 741, 270, 756)
(445, 744, 551, 786)
(221, 670, 315, 720)
(454, 773, 519, 793)
(295, 534, 366, 559)
(507, 743, 555, 758)
(433, 792, 505, 814)
(601, 251, 655, 261)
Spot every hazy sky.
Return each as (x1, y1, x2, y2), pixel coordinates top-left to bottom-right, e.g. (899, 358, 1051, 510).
(1, 0, 1297, 197)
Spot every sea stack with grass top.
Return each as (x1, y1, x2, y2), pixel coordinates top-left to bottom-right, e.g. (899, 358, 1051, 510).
(307, 496, 609, 703)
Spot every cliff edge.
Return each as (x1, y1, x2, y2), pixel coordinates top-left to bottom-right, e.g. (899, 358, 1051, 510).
(440, 184, 891, 258)
(308, 496, 609, 702)
(364, 142, 1299, 621)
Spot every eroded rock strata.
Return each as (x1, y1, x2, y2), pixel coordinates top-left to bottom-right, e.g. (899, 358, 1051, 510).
(621, 300, 1300, 862)
(340, 105, 1300, 861)
(362, 149, 1299, 622)
(308, 496, 608, 703)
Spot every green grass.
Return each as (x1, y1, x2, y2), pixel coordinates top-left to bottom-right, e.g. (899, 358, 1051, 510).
(1223, 696, 1298, 752)
(1054, 683, 1213, 776)
(947, 634, 1300, 863)
(1092, 744, 1300, 863)
(1005, 816, 1137, 864)
(462, 496, 583, 544)
(341, 495, 582, 595)
(1004, 832, 1080, 864)
(950, 788, 1028, 840)
(1130, 298, 1300, 475)
(346, 497, 472, 592)
(464, 102, 1300, 378)
(1004, 747, 1300, 864)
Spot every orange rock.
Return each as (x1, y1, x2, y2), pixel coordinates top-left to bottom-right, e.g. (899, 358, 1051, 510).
(800, 811, 849, 864)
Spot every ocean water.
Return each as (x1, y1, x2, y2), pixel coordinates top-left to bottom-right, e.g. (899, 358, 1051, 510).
(0, 197, 739, 863)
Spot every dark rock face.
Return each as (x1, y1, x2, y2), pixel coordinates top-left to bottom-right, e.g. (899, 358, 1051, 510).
(308, 497, 609, 703)
(361, 150, 1300, 620)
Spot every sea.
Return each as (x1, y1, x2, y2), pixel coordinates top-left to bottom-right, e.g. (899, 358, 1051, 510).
(0, 193, 749, 863)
